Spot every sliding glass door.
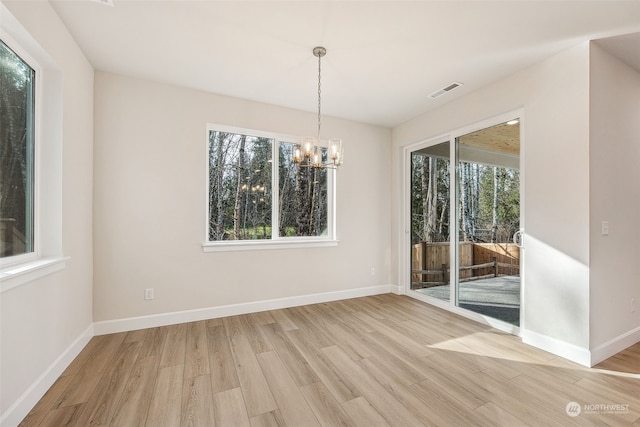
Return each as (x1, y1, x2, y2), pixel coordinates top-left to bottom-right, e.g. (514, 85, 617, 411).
(409, 118, 521, 326)
(410, 141, 451, 301)
(456, 121, 521, 325)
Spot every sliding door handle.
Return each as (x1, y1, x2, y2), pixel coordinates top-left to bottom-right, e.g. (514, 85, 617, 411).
(513, 229, 524, 248)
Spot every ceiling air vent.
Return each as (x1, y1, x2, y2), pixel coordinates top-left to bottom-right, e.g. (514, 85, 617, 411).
(429, 81, 463, 99)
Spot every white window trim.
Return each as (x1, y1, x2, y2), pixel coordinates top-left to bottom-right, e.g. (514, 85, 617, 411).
(0, 257, 69, 293)
(202, 239, 339, 253)
(0, 3, 66, 292)
(202, 123, 338, 252)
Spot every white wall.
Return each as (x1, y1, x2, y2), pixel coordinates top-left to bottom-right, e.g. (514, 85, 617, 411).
(0, 0, 94, 424)
(392, 43, 592, 360)
(589, 43, 640, 352)
(93, 72, 391, 324)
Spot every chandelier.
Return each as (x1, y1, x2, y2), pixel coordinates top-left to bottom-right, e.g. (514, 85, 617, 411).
(293, 46, 343, 169)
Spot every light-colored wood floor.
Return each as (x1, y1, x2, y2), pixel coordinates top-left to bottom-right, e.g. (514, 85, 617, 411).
(20, 294, 640, 426)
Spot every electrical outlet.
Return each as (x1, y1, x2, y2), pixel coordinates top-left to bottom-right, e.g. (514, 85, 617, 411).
(145, 288, 154, 300)
(632, 298, 636, 313)
(370, 267, 376, 277)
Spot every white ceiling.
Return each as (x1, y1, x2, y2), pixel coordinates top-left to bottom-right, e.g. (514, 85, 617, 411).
(47, 0, 640, 127)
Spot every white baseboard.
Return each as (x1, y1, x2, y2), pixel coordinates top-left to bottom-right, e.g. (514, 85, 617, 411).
(1, 324, 94, 427)
(521, 329, 591, 367)
(94, 284, 393, 335)
(390, 284, 404, 295)
(590, 325, 640, 366)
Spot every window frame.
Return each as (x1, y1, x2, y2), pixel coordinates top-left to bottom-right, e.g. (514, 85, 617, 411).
(0, 3, 66, 292)
(1, 35, 39, 265)
(203, 124, 338, 252)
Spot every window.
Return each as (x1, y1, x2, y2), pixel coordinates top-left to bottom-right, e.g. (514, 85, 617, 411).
(278, 141, 328, 237)
(0, 4, 66, 290)
(208, 131, 273, 241)
(1, 39, 35, 259)
(206, 125, 335, 250)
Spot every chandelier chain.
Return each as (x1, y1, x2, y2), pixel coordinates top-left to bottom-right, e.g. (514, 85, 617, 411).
(317, 52, 322, 142)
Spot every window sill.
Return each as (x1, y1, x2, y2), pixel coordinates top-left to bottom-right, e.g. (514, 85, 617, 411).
(202, 239, 339, 252)
(0, 256, 69, 293)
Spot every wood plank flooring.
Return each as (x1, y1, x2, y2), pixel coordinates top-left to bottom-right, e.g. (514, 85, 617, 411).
(19, 294, 640, 426)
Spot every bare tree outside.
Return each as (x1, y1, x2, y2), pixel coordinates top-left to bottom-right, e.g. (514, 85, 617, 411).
(1, 40, 35, 258)
(279, 142, 328, 237)
(207, 131, 329, 241)
(208, 131, 272, 241)
(411, 151, 450, 245)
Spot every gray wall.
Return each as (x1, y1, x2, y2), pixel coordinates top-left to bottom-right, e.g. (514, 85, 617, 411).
(392, 43, 592, 362)
(1, 0, 94, 420)
(93, 72, 392, 323)
(589, 42, 640, 353)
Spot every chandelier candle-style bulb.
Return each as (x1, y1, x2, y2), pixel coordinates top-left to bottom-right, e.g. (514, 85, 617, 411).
(302, 137, 315, 158)
(328, 138, 343, 166)
(293, 147, 302, 164)
(311, 148, 322, 168)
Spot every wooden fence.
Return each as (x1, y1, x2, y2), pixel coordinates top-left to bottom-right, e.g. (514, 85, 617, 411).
(411, 241, 519, 288)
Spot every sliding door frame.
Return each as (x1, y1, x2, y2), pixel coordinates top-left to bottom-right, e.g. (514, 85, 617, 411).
(402, 108, 525, 335)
